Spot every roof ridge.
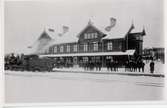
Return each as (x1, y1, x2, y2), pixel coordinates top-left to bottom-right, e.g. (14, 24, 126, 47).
(38, 31, 53, 40)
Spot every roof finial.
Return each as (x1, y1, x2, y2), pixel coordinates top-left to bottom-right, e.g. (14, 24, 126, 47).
(127, 19, 135, 34)
(88, 19, 93, 25)
(142, 25, 146, 35)
(131, 19, 134, 28)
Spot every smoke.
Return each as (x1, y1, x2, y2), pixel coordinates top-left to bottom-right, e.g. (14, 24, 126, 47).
(28, 31, 54, 55)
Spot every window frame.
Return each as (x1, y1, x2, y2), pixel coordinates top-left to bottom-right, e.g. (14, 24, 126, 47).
(67, 45, 70, 52)
(93, 42, 98, 51)
(60, 45, 64, 53)
(107, 42, 113, 51)
(73, 44, 78, 52)
(54, 46, 57, 53)
(83, 43, 88, 52)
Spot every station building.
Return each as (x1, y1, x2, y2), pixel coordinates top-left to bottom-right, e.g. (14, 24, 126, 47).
(38, 20, 146, 67)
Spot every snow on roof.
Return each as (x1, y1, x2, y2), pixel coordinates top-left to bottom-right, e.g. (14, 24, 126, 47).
(38, 31, 53, 40)
(45, 27, 79, 45)
(40, 19, 143, 47)
(39, 50, 135, 57)
(27, 31, 55, 54)
(102, 23, 130, 39)
(100, 19, 143, 39)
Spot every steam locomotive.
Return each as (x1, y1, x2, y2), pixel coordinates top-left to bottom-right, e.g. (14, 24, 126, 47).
(5, 53, 56, 72)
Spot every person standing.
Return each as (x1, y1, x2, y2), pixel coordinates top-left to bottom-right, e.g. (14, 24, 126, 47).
(141, 60, 145, 72)
(150, 60, 155, 74)
(137, 61, 141, 72)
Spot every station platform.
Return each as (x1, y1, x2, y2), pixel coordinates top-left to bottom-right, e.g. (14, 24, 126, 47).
(53, 66, 165, 77)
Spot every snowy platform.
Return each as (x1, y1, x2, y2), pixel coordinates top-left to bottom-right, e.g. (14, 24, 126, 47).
(53, 67, 164, 78)
(5, 70, 164, 103)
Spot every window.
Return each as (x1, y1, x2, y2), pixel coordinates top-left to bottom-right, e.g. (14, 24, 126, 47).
(87, 34, 90, 39)
(83, 43, 88, 52)
(119, 44, 122, 50)
(67, 45, 70, 52)
(84, 33, 98, 39)
(94, 33, 98, 38)
(93, 43, 98, 51)
(84, 34, 87, 39)
(90, 33, 94, 39)
(107, 42, 113, 50)
(54, 46, 57, 53)
(83, 57, 88, 62)
(60, 45, 64, 53)
(73, 44, 77, 52)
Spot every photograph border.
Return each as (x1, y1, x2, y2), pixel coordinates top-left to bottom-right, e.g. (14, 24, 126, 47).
(1, 0, 167, 107)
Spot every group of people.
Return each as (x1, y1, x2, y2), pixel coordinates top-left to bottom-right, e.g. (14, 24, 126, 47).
(79, 59, 155, 74)
(106, 60, 119, 72)
(125, 60, 145, 72)
(79, 59, 146, 73)
(80, 61, 102, 71)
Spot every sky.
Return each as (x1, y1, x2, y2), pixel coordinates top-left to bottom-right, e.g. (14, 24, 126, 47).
(4, 0, 164, 54)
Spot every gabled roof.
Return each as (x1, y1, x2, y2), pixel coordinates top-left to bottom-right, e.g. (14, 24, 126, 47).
(28, 31, 55, 54)
(76, 21, 105, 38)
(38, 31, 52, 41)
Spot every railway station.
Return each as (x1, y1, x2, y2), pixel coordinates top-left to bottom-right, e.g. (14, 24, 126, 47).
(37, 20, 146, 69)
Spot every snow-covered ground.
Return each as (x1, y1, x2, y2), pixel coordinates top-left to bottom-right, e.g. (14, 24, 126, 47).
(5, 67, 165, 103)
